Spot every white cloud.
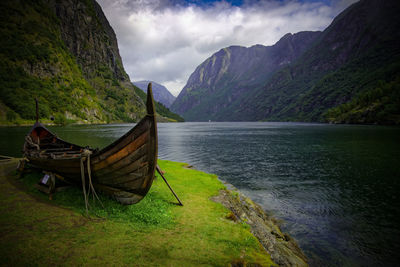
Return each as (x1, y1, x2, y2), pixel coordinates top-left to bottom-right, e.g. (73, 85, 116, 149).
(97, 0, 358, 96)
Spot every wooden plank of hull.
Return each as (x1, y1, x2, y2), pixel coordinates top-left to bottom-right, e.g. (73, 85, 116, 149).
(91, 119, 151, 164)
(94, 143, 148, 177)
(92, 130, 149, 171)
(115, 178, 144, 191)
(28, 141, 149, 177)
(101, 168, 149, 190)
(41, 166, 81, 174)
(96, 158, 148, 184)
(93, 183, 144, 205)
(29, 157, 79, 172)
(114, 176, 152, 193)
(28, 158, 80, 174)
(110, 165, 148, 186)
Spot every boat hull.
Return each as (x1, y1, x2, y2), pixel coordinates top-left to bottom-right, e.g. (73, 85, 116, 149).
(24, 84, 158, 204)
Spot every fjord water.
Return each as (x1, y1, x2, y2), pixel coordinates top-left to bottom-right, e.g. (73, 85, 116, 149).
(1, 122, 399, 266)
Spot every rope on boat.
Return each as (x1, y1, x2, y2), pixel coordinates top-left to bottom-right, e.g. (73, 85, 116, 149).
(25, 135, 40, 150)
(80, 149, 103, 215)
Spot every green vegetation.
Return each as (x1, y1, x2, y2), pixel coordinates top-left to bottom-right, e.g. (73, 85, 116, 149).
(0, 0, 104, 124)
(0, 160, 274, 266)
(325, 76, 400, 124)
(287, 49, 400, 123)
(0, 0, 179, 125)
(235, 42, 400, 124)
(134, 86, 184, 122)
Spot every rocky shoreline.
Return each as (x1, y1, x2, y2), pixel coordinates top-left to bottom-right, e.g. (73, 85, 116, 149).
(211, 181, 308, 267)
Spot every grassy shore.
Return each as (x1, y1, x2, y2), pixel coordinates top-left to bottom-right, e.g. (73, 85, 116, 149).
(0, 159, 275, 266)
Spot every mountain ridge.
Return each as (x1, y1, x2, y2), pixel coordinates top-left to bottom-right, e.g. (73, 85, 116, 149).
(171, 0, 400, 124)
(133, 80, 176, 108)
(171, 31, 321, 120)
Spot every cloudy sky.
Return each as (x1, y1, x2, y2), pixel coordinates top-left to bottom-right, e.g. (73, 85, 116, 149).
(97, 0, 358, 96)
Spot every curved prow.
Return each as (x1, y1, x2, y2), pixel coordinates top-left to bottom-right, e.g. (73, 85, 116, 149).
(35, 98, 39, 123)
(146, 83, 156, 115)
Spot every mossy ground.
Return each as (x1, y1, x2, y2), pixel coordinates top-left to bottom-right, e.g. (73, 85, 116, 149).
(0, 159, 275, 266)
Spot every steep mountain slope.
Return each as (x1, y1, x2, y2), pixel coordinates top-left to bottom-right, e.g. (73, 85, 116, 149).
(133, 80, 176, 108)
(0, 0, 147, 124)
(236, 0, 400, 123)
(173, 0, 400, 124)
(171, 31, 321, 121)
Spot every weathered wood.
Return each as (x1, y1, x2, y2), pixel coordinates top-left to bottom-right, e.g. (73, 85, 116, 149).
(0, 155, 13, 160)
(30, 157, 81, 169)
(91, 119, 150, 163)
(92, 131, 149, 171)
(23, 82, 159, 205)
(96, 158, 148, 184)
(34, 183, 51, 194)
(141, 82, 158, 194)
(35, 98, 39, 123)
(94, 143, 148, 177)
(104, 165, 149, 186)
(34, 172, 56, 200)
(93, 183, 144, 204)
(146, 83, 156, 115)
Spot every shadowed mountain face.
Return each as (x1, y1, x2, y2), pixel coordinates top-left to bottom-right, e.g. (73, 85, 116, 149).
(133, 81, 176, 108)
(171, 31, 321, 120)
(172, 0, 400, 124)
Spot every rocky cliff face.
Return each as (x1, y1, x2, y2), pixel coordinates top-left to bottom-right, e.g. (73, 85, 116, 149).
(51, 0, 128, 82)
(171, 31, 320, 121)
(0, 0, 145, 124)
(172, 0, 400, 123)
(133, 81, 176, 108)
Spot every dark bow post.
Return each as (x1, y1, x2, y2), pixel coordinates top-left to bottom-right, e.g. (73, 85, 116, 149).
(35, 98, 39, 123)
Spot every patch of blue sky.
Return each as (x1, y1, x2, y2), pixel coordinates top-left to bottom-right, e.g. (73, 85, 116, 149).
(172, 0, 334, 8)
(189, 0, 243, 6)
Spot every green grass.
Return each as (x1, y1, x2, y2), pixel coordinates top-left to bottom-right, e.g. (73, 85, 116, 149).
(0, 160, 275, 266)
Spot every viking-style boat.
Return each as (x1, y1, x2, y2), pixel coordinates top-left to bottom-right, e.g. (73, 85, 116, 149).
(23, 84, 158, 205)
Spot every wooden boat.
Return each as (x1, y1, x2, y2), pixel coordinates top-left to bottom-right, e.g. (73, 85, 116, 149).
(23, 84, 157, 205)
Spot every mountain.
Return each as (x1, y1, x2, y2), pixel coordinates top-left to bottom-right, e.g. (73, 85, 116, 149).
(132, 86, 184, 122)
(171, 31, 321, 120)
(133, 81, 176, 108)
(0, 0, 177, 124)
(172, 0, 400, 124)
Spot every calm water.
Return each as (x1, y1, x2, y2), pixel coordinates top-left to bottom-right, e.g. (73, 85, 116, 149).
(1, 122, 399, 266)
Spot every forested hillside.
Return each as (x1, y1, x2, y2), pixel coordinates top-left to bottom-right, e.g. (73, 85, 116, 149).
(0, 0, 180, 125)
